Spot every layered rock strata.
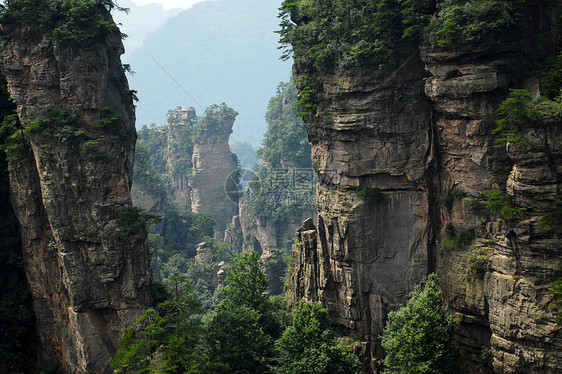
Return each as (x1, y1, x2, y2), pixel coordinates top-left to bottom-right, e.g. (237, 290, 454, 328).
(286, 1, 562, 373)
(0, 8, 151, 373)
(190, 114, 239, 235)
(286, 52, 435, 368)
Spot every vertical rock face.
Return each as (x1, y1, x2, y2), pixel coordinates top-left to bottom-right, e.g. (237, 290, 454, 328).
(421, 1, 562, 371)
(131, 108, 195, 215)
(286, 53, 434, 366)
(133, 104, 239, 238)
(1, 7, 151, 373)
(190, 111, 239, 235)
(286, 1, 562, 373)
(166, 109, 196, 212)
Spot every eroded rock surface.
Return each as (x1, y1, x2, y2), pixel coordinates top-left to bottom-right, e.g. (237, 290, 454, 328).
(286, 1, 562, 373)
(286, 52, 434, 367)
(1, 7, 151, 373)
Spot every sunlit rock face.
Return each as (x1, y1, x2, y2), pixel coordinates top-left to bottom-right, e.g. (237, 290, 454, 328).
(0, 7, 151, 373)
(189, 112, 239, 236)
(286, 51, 435, 368)
(286, 1, 562, 373)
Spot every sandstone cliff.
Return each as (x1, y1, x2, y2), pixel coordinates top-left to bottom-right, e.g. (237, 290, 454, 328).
(133, 105, 239, 237)
(189, 104, 239, 235)
(0, 3, 151, 372)
(285, 0, 562, 372)
(131, 108, 196, 216)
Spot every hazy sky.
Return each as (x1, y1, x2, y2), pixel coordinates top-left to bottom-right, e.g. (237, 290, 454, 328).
(130, 0, 211, 11)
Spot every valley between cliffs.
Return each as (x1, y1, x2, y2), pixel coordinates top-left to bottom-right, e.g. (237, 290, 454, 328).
(0, 0, 560, 373)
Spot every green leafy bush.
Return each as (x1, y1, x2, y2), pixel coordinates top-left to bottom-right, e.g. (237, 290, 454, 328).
(116, 207, 161, 238)
(207, 252, 286, 372)
(28, 107, 89, 142)
(492, 89, 537, 149)
(278, 0, 435, 113)
(1, 0, 123, 47)
(279, 0, 432, 70)
(259, 80, 311, 168)
(93, 106, 130, 140)
(81, 140, 99, 154)
(485, 189, 521, 220)
(380, 273, 457, 373)
(424, 0, 525, 47)
(353, 186, 384, 204)
(276, 302, 362, 374)
(493, 89, 562, 150)
(441, 224, 475, 252)
(194, 103, 237, 137)
(537, 196, 562, 231)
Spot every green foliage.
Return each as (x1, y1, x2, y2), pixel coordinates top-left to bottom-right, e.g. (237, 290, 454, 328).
(247, 80, 316, 229)
(134, 125, 169, 200)
(296, 85, 318, 115)
(116, 207, 161, 237)
(463, 196, 482, 212)
(82, 140, 99, 154)
(380, 273, 457, 373)
(485, 189, 522, 220)
(444, 188, 465, 209)
(536, 195, 562, 231)
(223, 252, 269, 312)
(456, 228, 476, 247)
(278, 0, 433, 70)
(247, 164, 316, 226)
(158, 205, 216, 263)
(1, 0, 122, 48)
(0, 114, 29, 162)
(259, 80, 311, 168)
(111, 276, 226, 373)
(278, 0, 435, 113)
(424, 0, 525, 47)
(493, 89, 562, 150)
(441, 224, 475, 252)
(194, 103, 238, 137)
(207, 304, 273, 373)
(93, 106, 130, 140)
(440, 237, 457, 252)
(207, 252, 279, 372)
(353, 186, 384, 204)
(493, 89, 537, 149)
(465, 248, 489, 280)
(26, 107, 90, 143)
(276, 302, 362, 374)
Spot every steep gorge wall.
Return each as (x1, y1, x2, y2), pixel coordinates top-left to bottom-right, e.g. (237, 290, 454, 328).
(0, 6, 151, 373)
(190, 113, 239, 235)
(286, 50, 435, 366)
(286, 1, 561, 372)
